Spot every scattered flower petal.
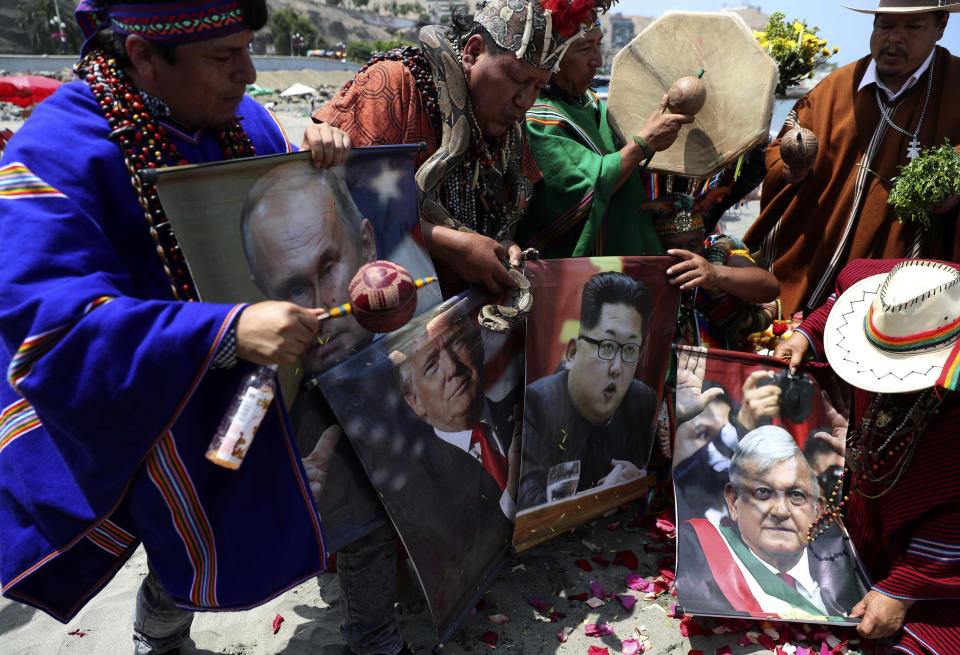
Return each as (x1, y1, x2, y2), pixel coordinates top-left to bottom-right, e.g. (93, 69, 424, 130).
(582, 539, 601, 553)
(488, 614, 509, 625)
(67, 630, 85, 637)
(557, 626, 573, 643)
(585, 622, 615, 636)
(588, 647, 609, 655)
(574, 559, 594, 571)
(613, 549, 639, 570)
(622, 640, 641, 655)
(529, 597, 549, 613)
(591, 555, 611, 566)
(716, 647, 732, 655)
(480, 631, 498, 648)
(618, 594, 637, 610)
(624, 573, 653, 592)
(586, 597, 606, 608)
(272, 614, 284, 635)
(568, 592, 589, 601)
(606, 521, 621, 530)
(511, 563, 526, 573)
(589, 580, 607, 599)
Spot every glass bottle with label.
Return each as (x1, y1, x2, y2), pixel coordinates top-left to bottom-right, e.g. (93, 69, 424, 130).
(206, 364, 278, 470)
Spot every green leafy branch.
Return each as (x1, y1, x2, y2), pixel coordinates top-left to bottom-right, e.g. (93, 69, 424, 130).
(888, 140, 960, 229)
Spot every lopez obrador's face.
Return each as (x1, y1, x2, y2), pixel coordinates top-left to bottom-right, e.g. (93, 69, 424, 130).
(726, 455, 823, 570)
(402, 321, 483, 432)
(567, 303, 644, 426)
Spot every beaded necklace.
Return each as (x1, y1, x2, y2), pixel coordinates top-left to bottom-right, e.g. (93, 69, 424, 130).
(75, 49, 256, 302)
(807, 388, 942, 541)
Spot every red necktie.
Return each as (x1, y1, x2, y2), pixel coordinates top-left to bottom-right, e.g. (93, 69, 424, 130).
(470, 423, 507, 491)
(777, 572, 798, 590)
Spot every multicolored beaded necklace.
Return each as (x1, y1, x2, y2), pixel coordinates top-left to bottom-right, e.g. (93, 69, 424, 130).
(348, 45, 525, 238)
(74, 49, 256, 302)
(807, 389, 942, 541)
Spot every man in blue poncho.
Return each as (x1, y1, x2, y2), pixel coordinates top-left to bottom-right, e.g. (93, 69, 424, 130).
(0, 0, 351, 653)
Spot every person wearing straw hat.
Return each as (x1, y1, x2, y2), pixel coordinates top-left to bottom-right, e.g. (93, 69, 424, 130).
(0, 0, 355, 653)
(777, 258, 960, 649)
(744, 1, 960, 319)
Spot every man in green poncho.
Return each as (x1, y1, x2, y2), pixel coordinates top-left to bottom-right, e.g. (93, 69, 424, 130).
(519, 25, 693, 258)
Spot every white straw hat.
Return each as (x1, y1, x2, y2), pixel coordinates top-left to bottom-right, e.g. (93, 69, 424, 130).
(824, 260, 960, 393)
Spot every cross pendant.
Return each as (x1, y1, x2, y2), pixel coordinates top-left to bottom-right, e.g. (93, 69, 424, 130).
(907, 138, 922, 160)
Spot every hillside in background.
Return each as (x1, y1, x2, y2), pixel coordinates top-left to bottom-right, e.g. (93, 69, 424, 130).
(0, 0, 404, 54)
(0, 0, 767, 55)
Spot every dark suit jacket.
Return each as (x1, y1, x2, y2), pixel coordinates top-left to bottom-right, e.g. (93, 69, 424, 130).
(386, 396, 517, 639)
(676, 519, 868, 619)
(519, 369, 657, 509)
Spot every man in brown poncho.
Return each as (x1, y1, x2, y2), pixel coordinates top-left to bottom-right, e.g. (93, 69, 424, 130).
(744, 0, 960, 317)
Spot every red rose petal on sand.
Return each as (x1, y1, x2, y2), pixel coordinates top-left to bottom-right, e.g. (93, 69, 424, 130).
(716, 647, 732, 655)
(589, 580, 607, 599)
(67, 630, 85, 637)
(488, 614, 509, 625)
(569, 592, 589, 601)
(591, 555, 611, 566)
(574, 559, 594, 571)
(529, 597, 549, 613)
(655, 517, 676, 533)
(588, 647, 610, 655)
(557, 627, 571, 643)
(758, 635, 777, 650)
(480, 631, 498, 648)
(613, 549, 639, 570)
(618, 594, 637, 610)
(272, 614, 284, 635)
(622, 638, 641, 655)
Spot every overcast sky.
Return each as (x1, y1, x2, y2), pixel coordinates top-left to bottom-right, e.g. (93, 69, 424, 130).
(616, 0, 960, 67)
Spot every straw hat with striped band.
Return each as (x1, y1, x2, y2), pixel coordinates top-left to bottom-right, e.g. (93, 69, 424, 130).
(824, 259, 960, 393)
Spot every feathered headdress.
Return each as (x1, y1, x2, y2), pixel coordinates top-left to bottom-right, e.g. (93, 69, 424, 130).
(474, 0, 617, 71)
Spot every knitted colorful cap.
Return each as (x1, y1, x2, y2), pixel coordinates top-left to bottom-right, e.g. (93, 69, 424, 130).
(76, 0, 248, 56)
(474, 0, 616, 71)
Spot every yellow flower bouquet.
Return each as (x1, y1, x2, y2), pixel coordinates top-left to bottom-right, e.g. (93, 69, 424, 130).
(754, 12, 837, 96)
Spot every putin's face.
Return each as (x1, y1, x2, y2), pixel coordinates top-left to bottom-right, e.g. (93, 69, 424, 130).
(248, 180, 376, 374)
(567, 303, 644, 426)
(724, 455, 823, 572)
(402, 320, 484, 432)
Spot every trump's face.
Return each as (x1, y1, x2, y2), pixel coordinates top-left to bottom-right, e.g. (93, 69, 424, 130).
(725, 455, 823, 571)
(402, 321, 484, 432)
(248, 180, 376, 375)
(567, 303, 644, 425)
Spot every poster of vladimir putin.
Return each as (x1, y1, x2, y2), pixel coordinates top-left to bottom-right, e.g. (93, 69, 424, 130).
(514, 256, 679, 549)
(152, 145, 441, 554)
(316, 290, 525, 642)
(672, 346, 870, 623)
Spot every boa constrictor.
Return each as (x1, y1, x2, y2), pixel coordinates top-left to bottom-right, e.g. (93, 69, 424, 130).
(415, 25, 535, 334)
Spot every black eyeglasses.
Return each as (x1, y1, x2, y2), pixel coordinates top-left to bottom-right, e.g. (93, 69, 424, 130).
(578, 335, 641, 363)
